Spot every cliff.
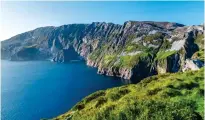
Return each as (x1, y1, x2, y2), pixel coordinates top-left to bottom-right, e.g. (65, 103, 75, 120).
(1, 21, 204, 80)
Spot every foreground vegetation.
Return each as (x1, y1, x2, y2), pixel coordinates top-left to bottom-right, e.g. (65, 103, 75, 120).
(52, 68, 204, 120)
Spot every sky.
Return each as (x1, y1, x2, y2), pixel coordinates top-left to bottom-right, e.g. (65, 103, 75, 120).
(0, 1, 204, 41)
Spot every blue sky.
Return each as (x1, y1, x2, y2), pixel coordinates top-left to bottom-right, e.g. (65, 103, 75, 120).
(0, 1, 204, 40)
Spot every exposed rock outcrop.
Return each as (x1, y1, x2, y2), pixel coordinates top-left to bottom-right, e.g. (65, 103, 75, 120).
(182, 59, 204, 72)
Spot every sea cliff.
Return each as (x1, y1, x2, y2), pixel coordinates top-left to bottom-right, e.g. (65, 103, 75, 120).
(1, 21, 204, 80)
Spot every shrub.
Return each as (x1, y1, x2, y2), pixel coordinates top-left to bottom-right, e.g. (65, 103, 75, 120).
(195, 34, 204, 49)
(146, 88, 162, 96)
(107, 88, 130, 101)
(144, 33, 163, 43)
(95, 97, 107, 108)
(84, 91, 106, 103)
(164, 88, 182, 97)
(160, 39, 172, 50)
(73, 103, 85, 110)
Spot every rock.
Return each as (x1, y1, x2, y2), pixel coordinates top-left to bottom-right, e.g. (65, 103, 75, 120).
(182, 59, 204, 72)
(97, 66, 132, 79)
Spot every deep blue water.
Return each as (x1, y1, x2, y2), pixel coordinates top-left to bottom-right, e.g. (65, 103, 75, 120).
(1, 60, 127, 120)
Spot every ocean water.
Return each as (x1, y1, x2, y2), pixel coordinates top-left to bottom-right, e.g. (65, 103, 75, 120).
(1, 60, 126, 120)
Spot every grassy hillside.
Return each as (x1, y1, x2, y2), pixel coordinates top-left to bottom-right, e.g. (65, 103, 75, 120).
(52, 68, 204, 120)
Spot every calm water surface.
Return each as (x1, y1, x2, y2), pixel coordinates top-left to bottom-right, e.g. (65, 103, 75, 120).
(1, 60, 127, 120)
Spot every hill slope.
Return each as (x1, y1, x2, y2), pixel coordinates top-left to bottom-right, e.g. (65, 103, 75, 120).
(52, 68, 204, 120)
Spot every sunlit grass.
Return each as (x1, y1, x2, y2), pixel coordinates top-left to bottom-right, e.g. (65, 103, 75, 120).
(52, 67, 204, 120)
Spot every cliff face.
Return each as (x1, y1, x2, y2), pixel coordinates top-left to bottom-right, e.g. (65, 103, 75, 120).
(1, 21, 204, 80)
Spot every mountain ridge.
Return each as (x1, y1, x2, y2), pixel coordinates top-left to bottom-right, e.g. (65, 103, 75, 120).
(1, 20, 204, 81)
(1, 21, 185, 41)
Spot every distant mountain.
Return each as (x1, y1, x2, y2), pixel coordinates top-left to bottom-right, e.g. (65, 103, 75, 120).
(1, 21, 204, 80)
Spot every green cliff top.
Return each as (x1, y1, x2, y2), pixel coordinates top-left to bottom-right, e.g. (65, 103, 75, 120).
(52, 67, 204, 120)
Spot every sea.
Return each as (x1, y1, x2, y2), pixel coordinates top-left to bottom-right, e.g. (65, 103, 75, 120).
(1, 60, 127, 120)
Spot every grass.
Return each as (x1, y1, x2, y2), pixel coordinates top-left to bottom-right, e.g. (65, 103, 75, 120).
(88, 33, 177, 71)
(88, 48, 102, 60)
(195, 34, 204, 49)
(124, 43, 145, 53)
(100, 49, 151, 69)
(155, 50, 177, 60)
(126, 45, 137, 53)
(88, 45, 108, 61)
(118, 55, 140, 68)
(143, 33, 163, 45)
(102, 55, 117, 67)
(116, 52, 150, 68)
(52, 67, 204, 120)
(192, 49, 204, 62)
(160, 39, 172, 50)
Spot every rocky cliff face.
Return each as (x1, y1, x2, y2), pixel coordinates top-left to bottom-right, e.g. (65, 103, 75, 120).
(1, 21, 204, 80)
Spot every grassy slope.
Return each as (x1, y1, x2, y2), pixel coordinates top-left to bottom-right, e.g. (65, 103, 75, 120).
(193, 34, 204, 62)
(155, 50, 176, 60)
(52, 68, 204, 120)
(88, 32, 178, 69)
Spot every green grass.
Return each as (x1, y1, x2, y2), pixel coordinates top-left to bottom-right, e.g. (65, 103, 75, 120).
(115, 52, 150, 68)
(126, 45, 136, 52)
(100, 49, 151, 69)
(88, 45, 108, 61)
(195, 34, 204, 49)
(160, 39, 172, 50)
(192, 49, 204, 62)
(155, 50, 177, 60)
(119, 55, 140, 68)
(143, 33, 163, 45)
(52, 67, 204, 120)
(102, 55, 117, 67)
(124, 43, 145, 53)
(88, 49, 102, 60)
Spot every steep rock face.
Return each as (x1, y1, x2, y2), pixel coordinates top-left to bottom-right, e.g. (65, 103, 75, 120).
(97, 67, 133, 80)
(182, 59, 204, 72)
(153, 25, 204, 75)
(52, 47, 80, 62)
(1, 21, 204, 80)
